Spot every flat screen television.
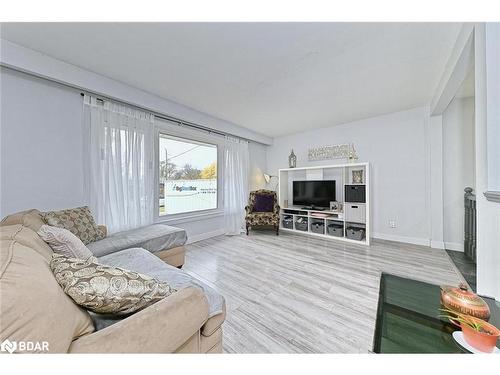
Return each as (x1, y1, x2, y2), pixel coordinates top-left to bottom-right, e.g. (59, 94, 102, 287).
(293, 180, 336, 209)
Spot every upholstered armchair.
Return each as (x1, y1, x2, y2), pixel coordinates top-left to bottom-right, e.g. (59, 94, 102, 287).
(245, 189, 280, 235)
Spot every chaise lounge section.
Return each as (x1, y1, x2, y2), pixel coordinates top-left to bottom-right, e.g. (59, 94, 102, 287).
(0, 209, 225, 353)
(1, 209, 187, 268)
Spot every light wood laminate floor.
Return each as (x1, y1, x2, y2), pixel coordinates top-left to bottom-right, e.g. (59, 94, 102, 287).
(183, 231, 464, 353)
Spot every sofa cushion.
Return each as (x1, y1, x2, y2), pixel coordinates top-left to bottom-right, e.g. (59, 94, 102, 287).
(87, 224, 187, 258)
(0, 225, 94, 353)
(1, 210, 54, 262)
(42, 206, 105, 245)
(50, 254, 176, 315)
(38, 225, 94, 259)
(1, 209, 46, 232)
(93, 248, 224, 332)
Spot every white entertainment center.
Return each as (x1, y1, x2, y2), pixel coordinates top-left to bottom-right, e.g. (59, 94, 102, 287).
(278, 162, 370, 245)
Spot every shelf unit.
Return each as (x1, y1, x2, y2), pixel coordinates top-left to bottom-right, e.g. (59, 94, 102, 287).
(278, 162, 370, 245)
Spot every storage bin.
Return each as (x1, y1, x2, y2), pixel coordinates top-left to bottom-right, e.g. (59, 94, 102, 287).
(346, 223, 366, 241)
(295, 217, 308, 231)
(345, 203, 366, 224)
(345, 185, 366, 203)
(310, 219, 325, 234)
(327, 222, 344, 237)
(282, 215, 293, 229)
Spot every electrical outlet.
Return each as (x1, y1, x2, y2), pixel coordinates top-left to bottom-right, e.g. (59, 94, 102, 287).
(389, 220, 396, 228)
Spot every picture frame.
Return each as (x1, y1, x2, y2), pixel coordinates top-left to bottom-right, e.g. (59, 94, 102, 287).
(352, 169, 364, 184)
(330, 201, 342, 213)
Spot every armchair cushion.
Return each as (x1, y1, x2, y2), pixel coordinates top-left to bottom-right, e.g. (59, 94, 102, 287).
(247, 190, 279, 213)
(245, 212, 280, 226)
(253, 194, 275, 212)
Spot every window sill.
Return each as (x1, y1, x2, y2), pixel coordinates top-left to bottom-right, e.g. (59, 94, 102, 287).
(484, 191, 500, 203)
(155, 209, 224, 225)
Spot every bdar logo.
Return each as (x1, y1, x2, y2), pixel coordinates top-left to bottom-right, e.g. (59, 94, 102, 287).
(1, 339, 17, 353)
(0, 339, 49, 353)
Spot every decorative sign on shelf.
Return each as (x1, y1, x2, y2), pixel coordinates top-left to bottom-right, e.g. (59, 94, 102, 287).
(308, 143, 357, 162)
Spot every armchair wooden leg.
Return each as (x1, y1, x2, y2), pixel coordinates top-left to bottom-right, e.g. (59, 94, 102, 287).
(275, 224, 279, 235)
(246, 225, 249, 235)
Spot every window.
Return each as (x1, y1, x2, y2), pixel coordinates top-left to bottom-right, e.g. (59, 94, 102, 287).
(158, 133, 218, 216)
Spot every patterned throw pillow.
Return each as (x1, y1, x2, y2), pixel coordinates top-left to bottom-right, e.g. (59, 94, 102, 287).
(38, 224, 94, 259)
(50, 254, 176, 315)
(42, 206, 105, 245)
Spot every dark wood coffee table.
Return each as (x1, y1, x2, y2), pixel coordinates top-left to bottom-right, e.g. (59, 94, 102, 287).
(373, 273, 500, 353)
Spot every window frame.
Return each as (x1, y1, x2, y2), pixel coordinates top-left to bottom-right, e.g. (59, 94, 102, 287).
(154, 118, 224, 224)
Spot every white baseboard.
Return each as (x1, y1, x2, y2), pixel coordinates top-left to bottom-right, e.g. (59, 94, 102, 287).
(372, 232, 464, 251)
(430, 240, 446, 249)
(189, 228, 461, 251)
(372, 232, 430, 247)
(186, 229, 225, 244)
(444, 241, 464, 252)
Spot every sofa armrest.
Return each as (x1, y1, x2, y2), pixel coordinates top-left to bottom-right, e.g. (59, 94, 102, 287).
(69, 287, 209, 353)
(98, 224, 107, 237)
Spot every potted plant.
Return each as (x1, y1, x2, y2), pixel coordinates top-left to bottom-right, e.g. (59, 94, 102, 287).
(440, 308, 500, 353)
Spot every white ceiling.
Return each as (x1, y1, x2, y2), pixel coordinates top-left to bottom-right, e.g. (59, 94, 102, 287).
(1, 23, 461, 137)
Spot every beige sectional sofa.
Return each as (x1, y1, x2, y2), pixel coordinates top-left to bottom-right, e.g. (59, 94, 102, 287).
(0, 209, 225, 353)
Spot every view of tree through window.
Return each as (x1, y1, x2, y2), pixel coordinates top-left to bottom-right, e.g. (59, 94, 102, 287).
(159, 134, 217, 216)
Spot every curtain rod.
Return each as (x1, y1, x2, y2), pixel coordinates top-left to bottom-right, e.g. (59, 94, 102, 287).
(3, 64, 254, 142)
(80, 92, 249, 143)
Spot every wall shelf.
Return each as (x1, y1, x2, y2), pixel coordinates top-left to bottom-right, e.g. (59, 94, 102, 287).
(278, 162, 370, 245)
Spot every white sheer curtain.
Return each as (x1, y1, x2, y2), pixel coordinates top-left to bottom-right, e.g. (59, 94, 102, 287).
(83, 95, 155, 233)
(223, 136, 250, 235)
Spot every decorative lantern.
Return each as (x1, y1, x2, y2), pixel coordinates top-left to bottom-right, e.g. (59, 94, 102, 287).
(441, 284, 491, 320)
(348, 144, 358, 163)
(288, 149, 297, 168)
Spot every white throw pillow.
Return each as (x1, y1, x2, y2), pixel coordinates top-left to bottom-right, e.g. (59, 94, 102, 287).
(38, 224, 94, 259)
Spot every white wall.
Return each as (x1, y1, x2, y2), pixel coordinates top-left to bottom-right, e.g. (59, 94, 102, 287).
(442, 96, 475, 251)
(0, 67, 267, 242)
(485, 23, 500, 192)
(248, 142, 268, 191)
(475, 23, 500, 300)
(429, 115, 445, 249)
(0, 39, 272, 146)
(266, 107, 432, 245)
(428, 23, 499, 299)
(1, 68, 87, 214)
